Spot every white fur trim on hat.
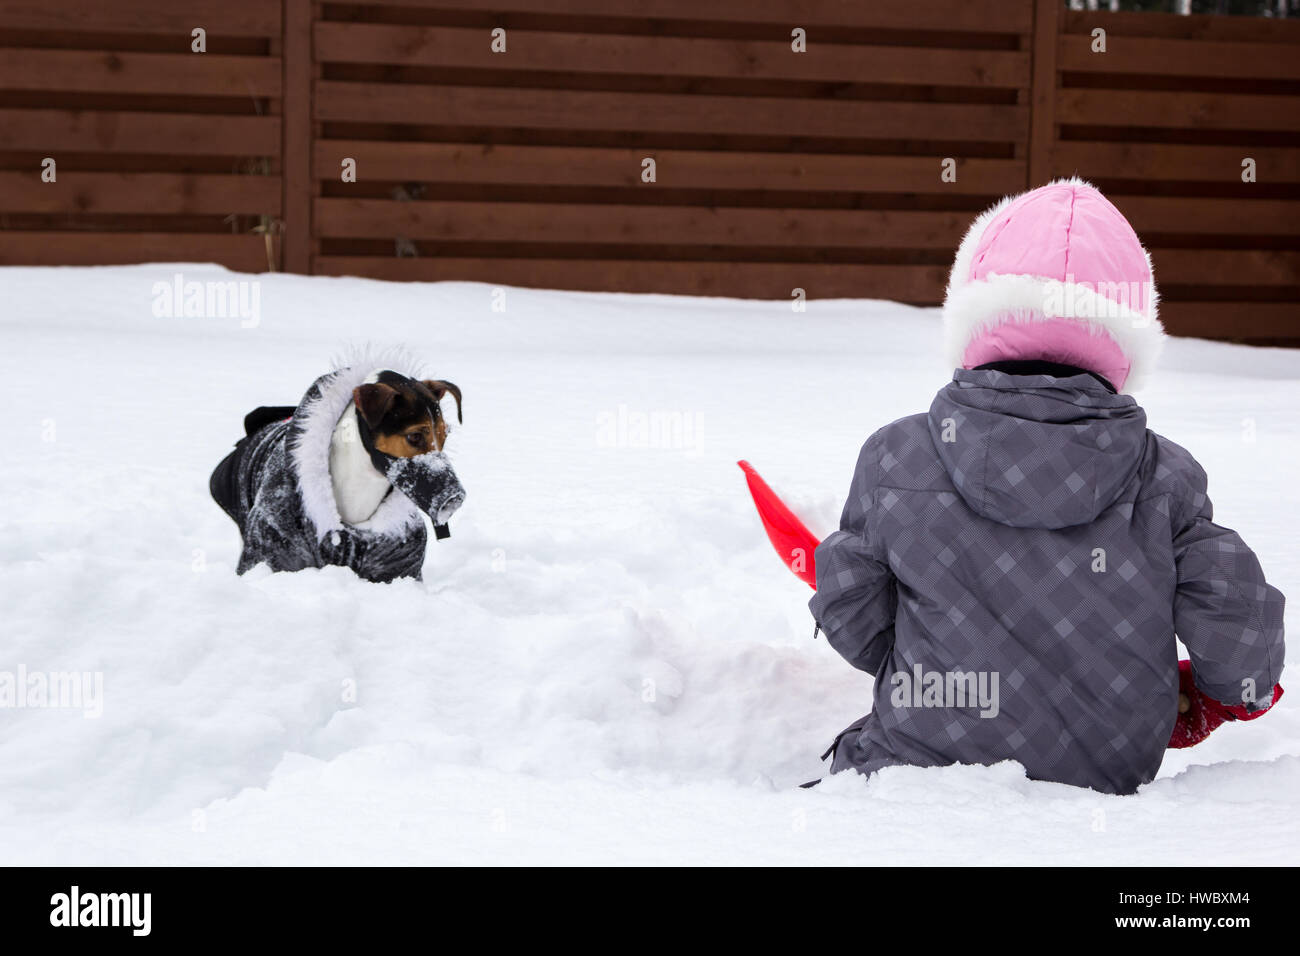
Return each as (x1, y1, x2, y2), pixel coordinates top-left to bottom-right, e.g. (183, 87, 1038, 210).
(942, 274, 1164, 393)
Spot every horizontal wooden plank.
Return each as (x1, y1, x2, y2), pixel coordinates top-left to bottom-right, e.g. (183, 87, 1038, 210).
(1058, 34, 1300, 81)
(0, 109, 280, 155)
(317, 194, 1300, 246)
(0, 0, 281, 37)
(1157, 302, 1300, 341)
(336, 0, 1034, 35)
(314, 141, 1025, 194)
(1116, 196, 1300, 237)
(1064, 9, 1300, 45)
(1152, 249, 1300, 287)
(0, 49, 281, 98)
(1057, 88, 1300, 132)
(0, 232, 270, 271)
(1051, 142, 1300, 184)
(314, 198, 970, 248)
(314, 23, 1030, 88)
(0, 172, 280, 215)
(315, 81, 1029, 142)
(313, 256, 949, 300)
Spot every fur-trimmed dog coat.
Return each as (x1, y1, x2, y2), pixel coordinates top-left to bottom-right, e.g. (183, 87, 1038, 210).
(210, 356, 464, 583)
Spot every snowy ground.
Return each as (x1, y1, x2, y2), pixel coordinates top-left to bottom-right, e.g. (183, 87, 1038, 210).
(1, 263, 1297, 865)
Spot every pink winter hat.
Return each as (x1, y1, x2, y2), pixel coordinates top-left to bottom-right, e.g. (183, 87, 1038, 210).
(943, 178, 1164, 393)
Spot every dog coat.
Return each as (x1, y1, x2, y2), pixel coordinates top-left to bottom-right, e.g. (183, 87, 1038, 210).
(210, 359, 465, 584)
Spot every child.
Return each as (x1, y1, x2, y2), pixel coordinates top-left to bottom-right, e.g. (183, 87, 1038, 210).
(810, 179, 1284, 794)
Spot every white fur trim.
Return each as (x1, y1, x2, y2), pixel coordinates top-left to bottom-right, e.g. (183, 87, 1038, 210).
(330, 343, 427, 380)
(948, 194, 1019, 298)
(943, 176, 1165, 393)
(290, 347, 427, 541)
(942, 273, 1164, 393)
(329, 407, 394, 525)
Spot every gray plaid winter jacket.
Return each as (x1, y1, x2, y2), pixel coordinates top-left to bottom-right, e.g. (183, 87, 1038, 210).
(811, 368, 1285, 794)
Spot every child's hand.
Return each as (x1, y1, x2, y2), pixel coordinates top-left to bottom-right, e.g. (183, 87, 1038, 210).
(1168, 659, 1284, 749)
(1168, 660, 1230, 749)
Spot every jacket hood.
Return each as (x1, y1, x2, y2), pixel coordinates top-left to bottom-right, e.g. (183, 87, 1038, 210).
(927, 368, 1148, 529)
(288, 347, 433, 542)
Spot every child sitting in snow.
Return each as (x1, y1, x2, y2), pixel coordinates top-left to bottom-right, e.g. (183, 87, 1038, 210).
(811, 179, 1285, 794)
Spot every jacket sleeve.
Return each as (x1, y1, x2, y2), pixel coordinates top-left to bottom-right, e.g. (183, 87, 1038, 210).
(1168, 444, 1285, 715)
(809, 438, 897, 675)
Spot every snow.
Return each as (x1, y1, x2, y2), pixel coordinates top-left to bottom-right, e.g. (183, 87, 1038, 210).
(1, 263, 1297, 865)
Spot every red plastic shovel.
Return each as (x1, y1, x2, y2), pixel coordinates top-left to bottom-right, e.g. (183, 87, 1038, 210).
(737, 460, 822, 589)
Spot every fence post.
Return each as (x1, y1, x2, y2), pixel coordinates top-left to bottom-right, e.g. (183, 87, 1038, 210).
(281, 0, 313, 273)
(1028, 0, 1061, 189)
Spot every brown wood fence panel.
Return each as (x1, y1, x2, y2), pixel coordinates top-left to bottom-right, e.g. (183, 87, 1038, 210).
(310, 143, 1026, 195)
(0, 0, 284, 271)
(331, 0, 1035, 35)
(309, 0, 1033, 303)
(1044, 8, 1300, 343)
(0, 232, 271, 270)
(1, 1, 1297, 343)
(0, 0, 280, 36)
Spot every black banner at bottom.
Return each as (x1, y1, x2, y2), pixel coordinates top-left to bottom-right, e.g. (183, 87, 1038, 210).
(0, 867, 1282, 943)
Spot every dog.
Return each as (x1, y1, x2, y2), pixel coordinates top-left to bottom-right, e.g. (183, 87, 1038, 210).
(210, 356, 465, 583)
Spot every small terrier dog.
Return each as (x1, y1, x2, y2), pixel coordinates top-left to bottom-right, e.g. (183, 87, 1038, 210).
(210, 360, 465, 583)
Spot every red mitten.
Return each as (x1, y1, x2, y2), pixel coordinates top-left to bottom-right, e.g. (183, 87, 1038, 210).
(1168, 660, 1227, 749)
(1202, 679, 1284, 722)
(1167, 659, 1285, 749)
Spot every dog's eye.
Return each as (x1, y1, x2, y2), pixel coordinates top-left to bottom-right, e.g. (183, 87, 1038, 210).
(406, 433, 425, 447)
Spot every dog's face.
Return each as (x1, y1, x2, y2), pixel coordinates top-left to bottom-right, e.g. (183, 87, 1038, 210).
(352, 373, 462, 459)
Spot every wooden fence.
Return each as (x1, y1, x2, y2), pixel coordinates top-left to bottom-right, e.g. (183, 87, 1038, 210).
(0, 0, 284, 271)
(1034, 2, 1300, 341)
(1, 0, 1297, 342)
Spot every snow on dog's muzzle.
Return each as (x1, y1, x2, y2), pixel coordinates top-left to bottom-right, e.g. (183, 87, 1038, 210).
(378, 450, 465, 539)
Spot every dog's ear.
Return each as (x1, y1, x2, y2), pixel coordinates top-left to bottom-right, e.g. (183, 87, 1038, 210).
(421, 379, 463, 424)
(353, 383, 399, 429)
